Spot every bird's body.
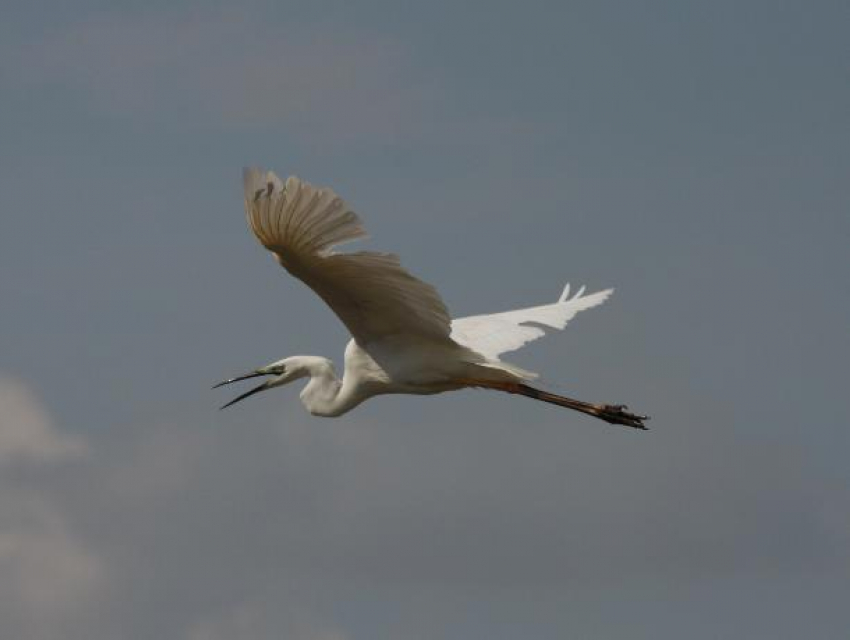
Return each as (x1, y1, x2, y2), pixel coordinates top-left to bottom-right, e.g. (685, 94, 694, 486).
(244, 337, 525, 417)
(284, 340, 476, 417)
(215, 169, 648, 430)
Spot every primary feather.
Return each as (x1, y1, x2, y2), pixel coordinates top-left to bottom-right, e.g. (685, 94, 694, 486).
(450, 284, 613, 361)
(243, 169, 453, 346)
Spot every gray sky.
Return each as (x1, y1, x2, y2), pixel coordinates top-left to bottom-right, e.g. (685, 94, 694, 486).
(1, 1, 849, 638)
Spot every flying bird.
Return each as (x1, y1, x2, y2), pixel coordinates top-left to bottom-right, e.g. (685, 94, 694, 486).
(214, 169, 648, 430)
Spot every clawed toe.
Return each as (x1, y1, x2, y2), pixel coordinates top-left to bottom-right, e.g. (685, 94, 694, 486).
(599, 404, 650, 430)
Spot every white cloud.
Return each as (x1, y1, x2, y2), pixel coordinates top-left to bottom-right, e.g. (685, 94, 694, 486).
(0, 493, 104, 619)
(0, 377, 103, 640)
(0, 377, 88, 464)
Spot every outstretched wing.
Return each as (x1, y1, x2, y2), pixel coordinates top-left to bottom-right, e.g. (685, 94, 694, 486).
(450, 284, 613, 360)
(243, 168, 452, 346)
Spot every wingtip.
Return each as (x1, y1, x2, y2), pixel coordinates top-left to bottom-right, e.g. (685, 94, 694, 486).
(561, 283, 615, 303)
(243, 166, 287, 200)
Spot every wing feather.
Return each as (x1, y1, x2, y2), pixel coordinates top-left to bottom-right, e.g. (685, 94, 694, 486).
(243, 168, 452, 345)
(450, 285, 613, 360)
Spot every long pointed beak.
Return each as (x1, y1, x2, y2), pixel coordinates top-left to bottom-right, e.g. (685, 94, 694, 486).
(213, 370, 276, 410)
(212, 371, 267, 389)
(218, 379, 273, 410)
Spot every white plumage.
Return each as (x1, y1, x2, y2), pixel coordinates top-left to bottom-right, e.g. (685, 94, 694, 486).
(451, 284, 613, 362)
(215, 169, 648, 430)
(244, 169, 452, 344)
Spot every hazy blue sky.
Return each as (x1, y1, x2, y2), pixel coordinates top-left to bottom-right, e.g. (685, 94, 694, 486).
(1, 1, 848, 638)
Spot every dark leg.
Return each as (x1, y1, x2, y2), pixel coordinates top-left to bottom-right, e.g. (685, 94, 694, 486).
(512, 384, 649, 430)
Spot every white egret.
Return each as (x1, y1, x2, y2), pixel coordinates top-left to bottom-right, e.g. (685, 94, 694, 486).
(214, 169, 648, 430)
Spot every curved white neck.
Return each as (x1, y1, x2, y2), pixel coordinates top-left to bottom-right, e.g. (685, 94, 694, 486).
(296, 357, 359, 417)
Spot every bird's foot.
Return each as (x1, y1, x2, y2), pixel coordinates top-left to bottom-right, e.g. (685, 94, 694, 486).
(596, 404, 649, 430)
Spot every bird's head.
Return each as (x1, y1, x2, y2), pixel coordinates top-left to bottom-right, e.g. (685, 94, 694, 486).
(213, 357, 309, 409)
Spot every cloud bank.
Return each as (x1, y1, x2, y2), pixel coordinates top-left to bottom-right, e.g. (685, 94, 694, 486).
(1, 375, 846, 639)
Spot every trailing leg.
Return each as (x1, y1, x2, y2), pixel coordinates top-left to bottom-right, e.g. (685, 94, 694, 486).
(510, 383, 649, 430)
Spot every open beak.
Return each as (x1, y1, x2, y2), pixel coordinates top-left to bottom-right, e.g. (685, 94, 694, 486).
(213, 371, 272, 410)
(212, 371, 267, 389)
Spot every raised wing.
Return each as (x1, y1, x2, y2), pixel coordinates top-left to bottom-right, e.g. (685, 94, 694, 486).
(243, 168, 452, 345)
(450, 284, 613, 360)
